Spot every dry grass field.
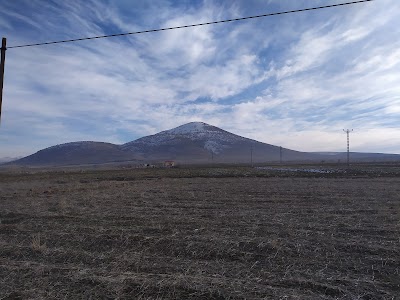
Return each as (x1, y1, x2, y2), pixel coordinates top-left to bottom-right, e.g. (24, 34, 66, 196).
(1, 165, 399, 299)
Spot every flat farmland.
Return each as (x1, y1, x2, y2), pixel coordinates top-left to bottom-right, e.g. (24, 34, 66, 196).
(0, 166, 399, 299)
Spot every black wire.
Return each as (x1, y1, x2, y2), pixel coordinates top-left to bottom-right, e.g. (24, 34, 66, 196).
(7, 0, 374, 49)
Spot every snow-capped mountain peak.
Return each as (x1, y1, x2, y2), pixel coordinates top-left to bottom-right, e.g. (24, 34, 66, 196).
(162, 122, 221, 135)
(121, 122, 249, 154)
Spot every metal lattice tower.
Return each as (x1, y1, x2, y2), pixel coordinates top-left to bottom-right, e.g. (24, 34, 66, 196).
(343, 129, 353, 166)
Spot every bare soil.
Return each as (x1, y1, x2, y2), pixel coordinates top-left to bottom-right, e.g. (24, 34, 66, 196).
(0, 165, 399, 299)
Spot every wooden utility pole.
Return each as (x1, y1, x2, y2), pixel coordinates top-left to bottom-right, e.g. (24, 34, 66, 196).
(0, 37, 6, 123)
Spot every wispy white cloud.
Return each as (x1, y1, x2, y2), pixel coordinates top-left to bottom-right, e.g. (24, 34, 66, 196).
(0, 17, 13, 30)
(1, 0, 399, 157)
(0, 6, 43, 30)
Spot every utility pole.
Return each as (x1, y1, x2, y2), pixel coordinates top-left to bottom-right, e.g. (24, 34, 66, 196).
(0, 37, 6, 123)
(343, 129, 353, 167)
(279, 146, 283, 164)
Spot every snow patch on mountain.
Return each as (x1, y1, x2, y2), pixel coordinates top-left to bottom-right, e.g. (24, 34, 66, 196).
(121, 122, 250, 153)
(204, 140, 226, 154)
(167, 122, 210, 134)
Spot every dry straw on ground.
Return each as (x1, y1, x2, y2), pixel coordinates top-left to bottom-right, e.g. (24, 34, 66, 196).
(0, 164, 399, 299)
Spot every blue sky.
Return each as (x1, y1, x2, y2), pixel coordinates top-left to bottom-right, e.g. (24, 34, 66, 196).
(1, 0, 399, 158)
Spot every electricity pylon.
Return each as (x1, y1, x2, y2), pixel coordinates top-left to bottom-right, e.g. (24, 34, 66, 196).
(343, 129, 353, 167)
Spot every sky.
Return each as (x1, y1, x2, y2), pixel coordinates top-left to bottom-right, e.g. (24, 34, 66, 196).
(0, 0, 399, 158)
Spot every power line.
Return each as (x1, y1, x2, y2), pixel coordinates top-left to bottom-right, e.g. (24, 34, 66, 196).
(7, 0, 374, 49)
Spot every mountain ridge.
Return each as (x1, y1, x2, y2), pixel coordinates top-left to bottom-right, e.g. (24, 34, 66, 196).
(4, 122, 400, 166)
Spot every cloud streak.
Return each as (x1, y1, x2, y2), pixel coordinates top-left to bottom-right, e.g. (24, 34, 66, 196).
(1, 0, 399, 157)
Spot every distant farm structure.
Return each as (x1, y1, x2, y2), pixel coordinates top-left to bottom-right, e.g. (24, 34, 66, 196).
(164, 160, 175, 168)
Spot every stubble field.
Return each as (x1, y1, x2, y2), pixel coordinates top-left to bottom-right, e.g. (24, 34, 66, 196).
(0, 165, 399, 299)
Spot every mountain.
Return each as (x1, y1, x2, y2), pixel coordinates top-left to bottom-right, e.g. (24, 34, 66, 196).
(4, 122, 400, 166)
(12, 141, 137, 166)
(121, 122, 311, 163)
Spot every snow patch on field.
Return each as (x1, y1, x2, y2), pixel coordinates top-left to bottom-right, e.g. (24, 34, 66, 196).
(256, 167, 344, 174)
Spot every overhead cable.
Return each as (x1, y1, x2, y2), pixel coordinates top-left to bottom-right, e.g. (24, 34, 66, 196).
(7, 0, 374, 49)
